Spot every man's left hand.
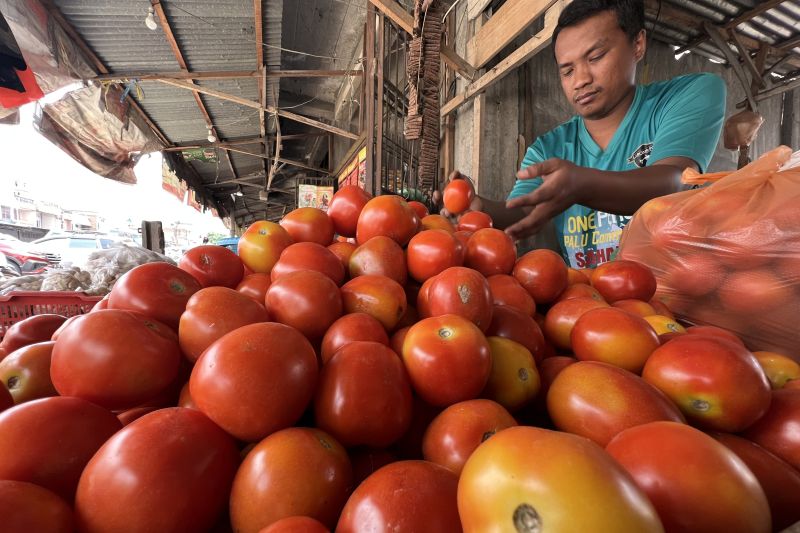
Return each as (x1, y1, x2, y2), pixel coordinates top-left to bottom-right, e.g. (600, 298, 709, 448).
(505, 158, 584, 240)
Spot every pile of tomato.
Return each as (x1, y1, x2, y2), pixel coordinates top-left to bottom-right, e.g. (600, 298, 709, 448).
(0, 183, 799, 533)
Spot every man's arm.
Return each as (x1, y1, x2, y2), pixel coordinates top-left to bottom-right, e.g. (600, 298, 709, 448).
(502, 156, 695, 239)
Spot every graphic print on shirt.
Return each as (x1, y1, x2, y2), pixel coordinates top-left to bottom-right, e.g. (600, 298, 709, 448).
(627, 142, 654, 168)
(561, 210, 632, 268)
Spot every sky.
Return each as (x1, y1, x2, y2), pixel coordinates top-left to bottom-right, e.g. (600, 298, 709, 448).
(0, 91, 228, 239)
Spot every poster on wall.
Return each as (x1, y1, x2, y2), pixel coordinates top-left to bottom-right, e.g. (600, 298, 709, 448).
(298, 184, 335, 212)
(161, 161, 186, 202)
(337, 146, 367, 190)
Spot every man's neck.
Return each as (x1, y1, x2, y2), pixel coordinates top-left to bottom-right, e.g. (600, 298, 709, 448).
(583, 87, 636, 151)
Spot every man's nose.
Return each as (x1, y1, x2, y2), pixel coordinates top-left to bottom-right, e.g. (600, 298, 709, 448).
(572, 63, 592, 90)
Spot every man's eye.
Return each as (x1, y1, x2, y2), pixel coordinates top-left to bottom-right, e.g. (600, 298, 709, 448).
(561, 69, 573, 77)
(589, 53, 606, 62)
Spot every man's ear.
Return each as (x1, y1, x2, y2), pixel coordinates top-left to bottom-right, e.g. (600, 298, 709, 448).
(633, 29, 647, 62)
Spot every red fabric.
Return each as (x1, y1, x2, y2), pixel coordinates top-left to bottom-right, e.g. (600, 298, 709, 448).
(0, 66, 44, 108)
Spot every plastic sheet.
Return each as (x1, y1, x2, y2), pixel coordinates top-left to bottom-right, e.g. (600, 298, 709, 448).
(619, 146, 800, 361)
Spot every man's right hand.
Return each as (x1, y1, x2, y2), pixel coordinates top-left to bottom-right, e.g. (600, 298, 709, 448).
(432, 170, 484, 219)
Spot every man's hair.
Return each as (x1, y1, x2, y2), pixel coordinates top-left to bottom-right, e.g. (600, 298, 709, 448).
(553, 0, 645, 46)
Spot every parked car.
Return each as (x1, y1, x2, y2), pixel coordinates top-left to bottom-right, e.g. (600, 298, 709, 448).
(0, 233, 58, 274)
(32, 234, 127, 268)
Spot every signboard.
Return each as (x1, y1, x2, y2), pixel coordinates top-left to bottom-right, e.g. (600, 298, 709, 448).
(181, 148, 219, 163)
(161, 161, 186, 202)
(337, 146, 367, 189)
(298, 184, 335, 212)
(188, 189, 202, 211)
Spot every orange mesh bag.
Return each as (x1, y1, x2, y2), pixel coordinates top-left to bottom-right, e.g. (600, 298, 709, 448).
(619, 146, 800, 361)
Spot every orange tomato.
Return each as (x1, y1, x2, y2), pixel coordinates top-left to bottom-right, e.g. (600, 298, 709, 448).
(340, 275, 407, 331)
(643, 315, 686, 335)
(420, 214, 456, 233)
(612, 299, 657, 317)
(571, 307, 660, 373)
(543, 297, 609, 351)
(513, 249, 568, 304)
(482, 337, 540, 412)
(458, 426, 663, 533)
(442, 180, 474, 215)
(238, 221, 294, 274)
(356, 195, 419, 247)
(279, 207, 334, 246)
(754, 351, 800, 389)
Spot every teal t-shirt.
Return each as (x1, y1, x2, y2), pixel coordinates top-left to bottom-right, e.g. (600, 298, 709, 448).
(509, 73, 726, 269)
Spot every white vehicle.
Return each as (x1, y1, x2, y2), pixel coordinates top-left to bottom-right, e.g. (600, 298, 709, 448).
(33, 234, 129, 268)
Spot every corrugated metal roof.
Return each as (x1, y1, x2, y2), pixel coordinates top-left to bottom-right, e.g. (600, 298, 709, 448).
(648, 1, 800, 67)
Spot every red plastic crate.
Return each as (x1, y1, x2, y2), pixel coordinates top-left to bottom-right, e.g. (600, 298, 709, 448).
(0, 291, 103, 337)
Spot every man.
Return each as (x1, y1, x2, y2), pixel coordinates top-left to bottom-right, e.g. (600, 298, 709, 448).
(442, 0, 726, 269)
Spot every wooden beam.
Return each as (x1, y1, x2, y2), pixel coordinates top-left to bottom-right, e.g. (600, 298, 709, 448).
(87, 70, 364, 82)
(40, 0, 172, 148)
(778, 35, 800, 52)
(266, 70, 363, 78)
(737, 76, 800, 108)
(468, 0, 493, 21)
(254, 0, 268, 205)
(442, 0, 563, 117)
(705, 23, 758, 110)
(214, 145, 330, 174)
(468, 0, 556, 69)
(367, 0, 475, 80)
(364, 3, 377, 195)
(677, 0, 785, 54)
(441, 43, 475, 81)
(158, 78, 359, 140)
(472, 94, 485, 193)
(729, 30, 763, 89)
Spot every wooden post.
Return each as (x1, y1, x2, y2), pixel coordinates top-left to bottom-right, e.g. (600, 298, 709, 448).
(364, 3, 377, 195)
(376, 13, 385, 192)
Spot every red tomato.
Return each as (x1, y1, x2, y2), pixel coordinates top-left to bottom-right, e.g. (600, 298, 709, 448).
(464, 228, 516, 277)
(348, 236, 407, 285)
(544, 297, 609, 351)
(427, 266, 493, 331)
(590, 260, 657, 303)
(117, 405, 161, 426)
(280, 207, 334, 245)
(685, 325, 746, 347)
(76, 408, 239, 533)
(108, 262, 201, 330)
(402, 314, 491, 407)
(236, 273, 272, 303)
(785, 379, 800, 390)
(238, 221, 294, 274)
(443, 180, 474, 215)
(356, 195, 419, 247)
(349, 448, 397, 486)
(90, 297, 109, 312)
(422, 399, 516, 475)
(0, 341, 57, 404)
(571, 307, 660, 373)
(606, 421, 770, 533)
(556, 283, 606, 302)
(713, 432, 800, 531)
(718, 269, 792, 314)
(406, 230, 463, 283)
(567, 267, 590, 285)
(266, 270, 342, 340)
(271, 242, 345, 286)
(327, 241, 357, 271)
(51, 310, 181, 410)
(487, 275, 536, 316)
(416, 275, 436, 318)
(320, 313, 390, 364)
(538, 356, 577, 399)
(50, 315, 80, 341)
(340, 275, 407, 331)
(0, 396, 121, 501)
(0, 480, 73, 533)
(388, 326, 409, 355)
(392, 396, 442, 460)
(649, 297, 674, 319)
(548, 361, 684, 446)
(178, 381, 196, 409)
(743, 389, 800, 470)
(753, 351, 800, 389)
(513, 249, 568, 304)
(230, 427, 352, 531)
(612, 299, 657, 317)
(337, 461, 461, 533)
(395, 305, 419, 330)
(178, 245, 244, 288)
(457, 211, 492, 232)
(0, 314, 66, 355)
(408, 201, 429, 220)
(485, 304, 546, 364)
(259, 516, 329, 533)
(665, 253, 725, 297)
(452, 229, 472, 251)
(178, 287, 270, 362)
(328, 185, 372, 238)
(483, 337, 540, 412)
(458, 426, 663, 532)
(190, 322, 318, 442)
(315, 341, 412, 447)
(420, 214, 456, 233)
(643, 335, 771, 432)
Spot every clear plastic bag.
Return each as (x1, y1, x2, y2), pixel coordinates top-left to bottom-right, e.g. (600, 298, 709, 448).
(619, 146, 800, 361)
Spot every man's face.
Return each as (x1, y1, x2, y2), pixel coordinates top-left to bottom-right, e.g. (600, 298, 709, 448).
(554, 11, 645, 120)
